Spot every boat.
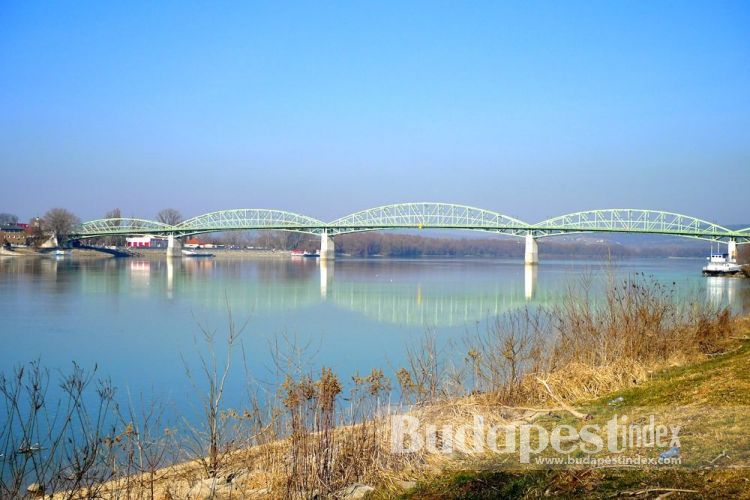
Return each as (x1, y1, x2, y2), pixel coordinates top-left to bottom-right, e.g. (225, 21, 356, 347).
(702, 247, 742, 276)
(291, 249, 320, 258)
(53, 249, 71, 257)
(182, 249, 215, 258)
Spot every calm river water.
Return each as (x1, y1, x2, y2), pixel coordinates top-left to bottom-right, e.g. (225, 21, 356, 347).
(1, 255, 748, 422)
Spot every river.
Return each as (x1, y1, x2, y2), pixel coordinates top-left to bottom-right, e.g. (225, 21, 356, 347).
(1, 255, 748, 423)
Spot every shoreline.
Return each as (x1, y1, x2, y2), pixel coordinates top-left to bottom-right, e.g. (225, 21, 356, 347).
(0, 246, 730, 262)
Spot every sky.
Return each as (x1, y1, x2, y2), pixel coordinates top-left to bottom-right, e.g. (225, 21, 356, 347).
(1, 1, 749, 225)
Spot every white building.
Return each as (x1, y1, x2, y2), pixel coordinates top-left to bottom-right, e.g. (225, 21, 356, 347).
(125, 236, 167, 248)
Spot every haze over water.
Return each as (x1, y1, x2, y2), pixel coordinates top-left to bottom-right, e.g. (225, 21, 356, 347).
(1, 256, 747, 424)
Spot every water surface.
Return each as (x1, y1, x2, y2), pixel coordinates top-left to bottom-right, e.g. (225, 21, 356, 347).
(1, 255, 747, 421)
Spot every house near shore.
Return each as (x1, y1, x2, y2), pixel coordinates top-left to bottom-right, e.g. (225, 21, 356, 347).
(0, 219, 42, 247)
(184, 237, 222, 249)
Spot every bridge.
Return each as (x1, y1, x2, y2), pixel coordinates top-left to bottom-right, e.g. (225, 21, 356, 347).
(71, 203, 750, 264)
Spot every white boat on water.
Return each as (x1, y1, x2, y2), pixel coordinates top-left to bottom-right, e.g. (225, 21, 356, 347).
(182, 249, 215, 258)
(702, 249, 742, 276)
(290, 249, 319, 258)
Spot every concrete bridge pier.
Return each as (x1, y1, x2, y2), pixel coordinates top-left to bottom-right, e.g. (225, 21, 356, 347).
(166, 234, 182, 258)
(524, 234, 538, 265)
(40, 233, 59, 249)
(320, 230, 335, 260)
(728, 238, 738, 261)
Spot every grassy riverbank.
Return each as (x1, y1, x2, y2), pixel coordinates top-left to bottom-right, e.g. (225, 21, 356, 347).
(399, 323, 750, 498)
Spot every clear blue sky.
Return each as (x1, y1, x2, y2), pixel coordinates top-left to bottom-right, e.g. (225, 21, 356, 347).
(1, 1, 748, 224)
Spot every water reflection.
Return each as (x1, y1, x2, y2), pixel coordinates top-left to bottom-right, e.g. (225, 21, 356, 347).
(2, 257, 748, 328)
(320, 260, 333, 299)
(166, 257, 174, 298)
(706, 276, 743, 308)
(524, 264, 537, 300)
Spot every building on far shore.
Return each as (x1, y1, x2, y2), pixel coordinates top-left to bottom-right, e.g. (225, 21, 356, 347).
(184, 237, 222, 249)
(0, 228, 27, 246)
(125, 236, 168, 248)
(0, 219, 39, 247)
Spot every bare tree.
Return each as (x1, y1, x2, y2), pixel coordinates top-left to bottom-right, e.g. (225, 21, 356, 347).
(105, 208, 122, 220)
(0, 213, 19, 226)
(182, 302, 247, 477)
(42, 208, 80, 244)
(156, 209, 182, 226)
(103, 208, 124, 246)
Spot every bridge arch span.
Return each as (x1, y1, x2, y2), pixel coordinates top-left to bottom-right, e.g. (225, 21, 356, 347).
(75, 218, 175, 239)
(532, 209, 736, 242)
(326, 202, 530, 236)
(175, 209, 326, 236)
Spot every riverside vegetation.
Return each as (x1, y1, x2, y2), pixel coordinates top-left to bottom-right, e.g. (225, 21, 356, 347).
(1, 274, 748, 499)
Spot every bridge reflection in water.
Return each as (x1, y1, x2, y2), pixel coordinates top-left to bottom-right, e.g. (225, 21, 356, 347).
(131, 258, 551, 327)
(4, 257, 747, 328)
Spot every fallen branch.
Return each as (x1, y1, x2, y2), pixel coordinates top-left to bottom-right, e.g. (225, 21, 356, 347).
(624, 487, 699, 496)
(535, 377, 590, 420)
(709, 450, 727, 465)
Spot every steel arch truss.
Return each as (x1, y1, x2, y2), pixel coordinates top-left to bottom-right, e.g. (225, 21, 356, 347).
(74, 218, 175, 238)
(532, 209, 738, 242)
(175, 209, 325, 236)
(72, 206, 749, 243)
(327, 202, 529, 236)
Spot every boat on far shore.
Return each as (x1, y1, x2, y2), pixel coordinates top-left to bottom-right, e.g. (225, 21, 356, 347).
(290, 249, 320, 258)
(182, 249, 215, 258)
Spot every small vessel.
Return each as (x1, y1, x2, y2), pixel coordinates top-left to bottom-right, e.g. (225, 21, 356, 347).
(702, 246, 742, 276)
(291, 249, 320, 258)
(53, 249, 71, 257)
(182, 249, 215, 258)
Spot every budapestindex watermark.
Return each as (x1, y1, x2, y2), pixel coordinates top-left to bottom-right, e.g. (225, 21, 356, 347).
(391, 414, 681, 464)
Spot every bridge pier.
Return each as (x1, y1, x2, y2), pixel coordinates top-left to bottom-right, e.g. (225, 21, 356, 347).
(728, 239, 737, 261)
(524, 234, 538, 265)
(320, 230, 335, 260)
(166, 234, 182, 258)
(40, 233, 59, 249)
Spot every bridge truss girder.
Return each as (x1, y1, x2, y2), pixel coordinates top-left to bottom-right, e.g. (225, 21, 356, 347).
(174, 209, 326, 237)
(531, 209, 748, 243)
(326, 202, 529, 237)
(74, 218, 175, 239)
(71, 205, 749, 243)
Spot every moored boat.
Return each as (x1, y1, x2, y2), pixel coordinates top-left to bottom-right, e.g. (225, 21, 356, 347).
(702, 251, 742, 276)
(182, 249, 215, 258)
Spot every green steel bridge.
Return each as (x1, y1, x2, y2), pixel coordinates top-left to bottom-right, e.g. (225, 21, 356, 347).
(71, 203, 750, 263)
